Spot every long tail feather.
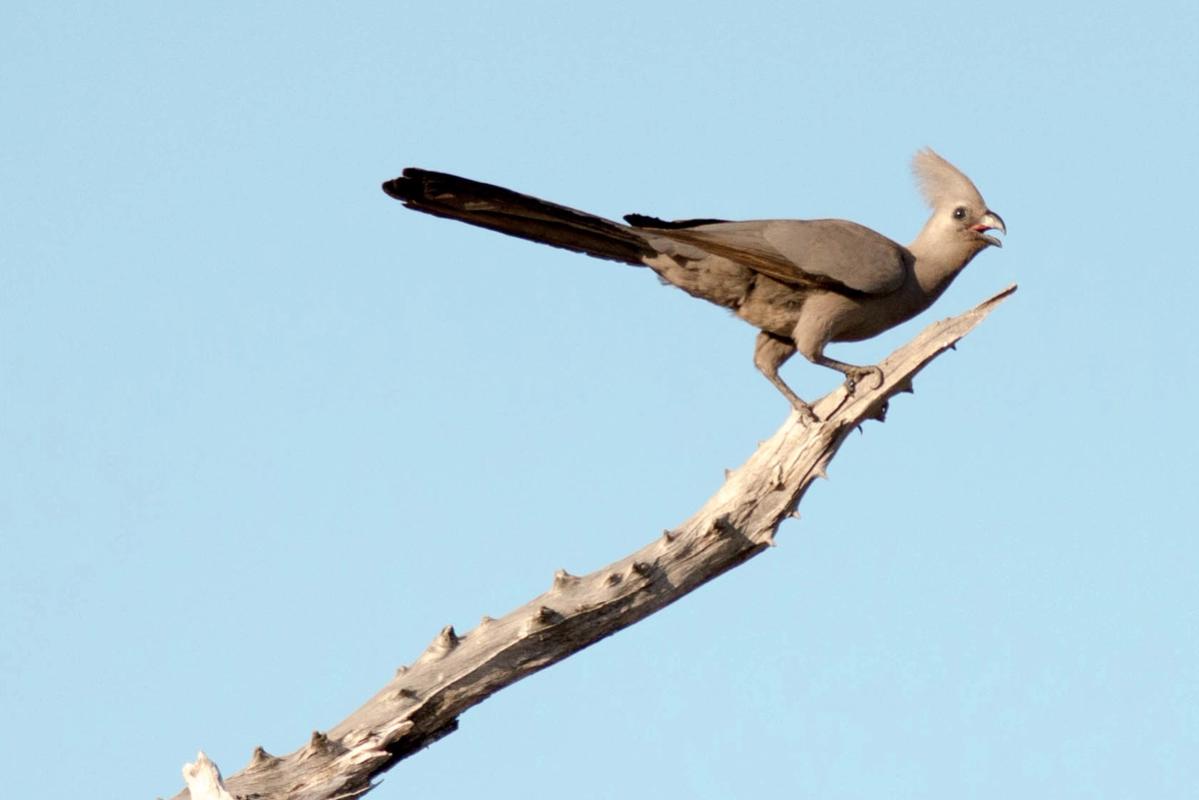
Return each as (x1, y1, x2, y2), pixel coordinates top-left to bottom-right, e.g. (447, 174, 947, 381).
(383, 169, 653, 266)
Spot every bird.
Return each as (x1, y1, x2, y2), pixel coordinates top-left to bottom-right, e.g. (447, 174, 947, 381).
(381, 149, 1005, 422)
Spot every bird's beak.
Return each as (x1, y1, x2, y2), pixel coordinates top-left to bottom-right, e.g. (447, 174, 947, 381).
(972, 211, 1006, 248)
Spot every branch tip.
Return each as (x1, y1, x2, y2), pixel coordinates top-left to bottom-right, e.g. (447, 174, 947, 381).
(181, 752, 233, 800)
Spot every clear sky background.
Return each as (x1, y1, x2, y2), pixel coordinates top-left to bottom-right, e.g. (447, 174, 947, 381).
(2, 2, 1197, 798)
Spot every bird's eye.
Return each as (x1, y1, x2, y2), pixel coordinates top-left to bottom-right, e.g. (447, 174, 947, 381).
(952, 207, 967, 220)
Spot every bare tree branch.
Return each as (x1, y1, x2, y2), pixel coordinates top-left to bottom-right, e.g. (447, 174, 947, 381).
(181, 753, 235, 800)
(167, 285, 1016, 800)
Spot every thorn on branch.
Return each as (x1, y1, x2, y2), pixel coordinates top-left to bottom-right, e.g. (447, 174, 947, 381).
(662, 528, 678, 543)
(552, 569, 580, 591)
(423, 625, 459, 659)
(521, 605, 564, 635)
(707, 514, 735, 538)
(247, 746, 277, 770)
(300, 731, 334, 760)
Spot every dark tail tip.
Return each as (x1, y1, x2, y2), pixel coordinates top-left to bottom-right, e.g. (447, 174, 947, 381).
(383, 168, 452, 202)
(381, 175, 412, 201)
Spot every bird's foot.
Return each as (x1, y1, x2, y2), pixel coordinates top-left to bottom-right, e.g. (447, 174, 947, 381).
(843, 365, 884, 395)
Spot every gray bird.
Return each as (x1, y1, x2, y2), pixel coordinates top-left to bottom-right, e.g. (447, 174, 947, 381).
(382, 149, 1005, 421)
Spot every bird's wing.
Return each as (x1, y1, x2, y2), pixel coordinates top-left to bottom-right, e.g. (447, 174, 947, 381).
(642, 219, 910, 296)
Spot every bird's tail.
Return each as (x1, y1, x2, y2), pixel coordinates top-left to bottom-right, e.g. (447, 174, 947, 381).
(382, 169, 654, 266)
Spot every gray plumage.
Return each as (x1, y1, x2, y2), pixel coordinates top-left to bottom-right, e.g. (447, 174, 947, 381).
(382, 149, 1005, 420)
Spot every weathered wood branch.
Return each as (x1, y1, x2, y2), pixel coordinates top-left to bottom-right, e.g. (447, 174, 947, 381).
(181, 753, 235, 800)
(168, 285, 1016, 800)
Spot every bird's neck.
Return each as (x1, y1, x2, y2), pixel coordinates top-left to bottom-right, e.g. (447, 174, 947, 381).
(907, 222, 987, 303)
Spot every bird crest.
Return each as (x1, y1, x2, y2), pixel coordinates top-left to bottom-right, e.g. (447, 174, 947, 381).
(912, 148, 985, 210)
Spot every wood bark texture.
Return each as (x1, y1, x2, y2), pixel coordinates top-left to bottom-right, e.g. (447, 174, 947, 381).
(167, 285, 1016, 800)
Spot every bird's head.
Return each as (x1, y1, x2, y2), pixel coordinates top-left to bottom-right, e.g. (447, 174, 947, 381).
(912, 148, 1005, 251)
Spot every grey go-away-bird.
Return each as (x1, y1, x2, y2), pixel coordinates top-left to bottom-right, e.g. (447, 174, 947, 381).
(382, 149, 1004, 421)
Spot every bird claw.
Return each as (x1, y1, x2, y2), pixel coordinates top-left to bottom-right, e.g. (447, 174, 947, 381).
(843, 366, 884, 395)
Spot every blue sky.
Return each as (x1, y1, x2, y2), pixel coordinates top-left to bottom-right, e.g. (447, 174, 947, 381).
(2, 2, 1197, 797)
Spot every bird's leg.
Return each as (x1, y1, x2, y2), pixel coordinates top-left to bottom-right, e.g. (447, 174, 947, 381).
(753, 331, 817, 422)
(813, 354, 884, 395)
